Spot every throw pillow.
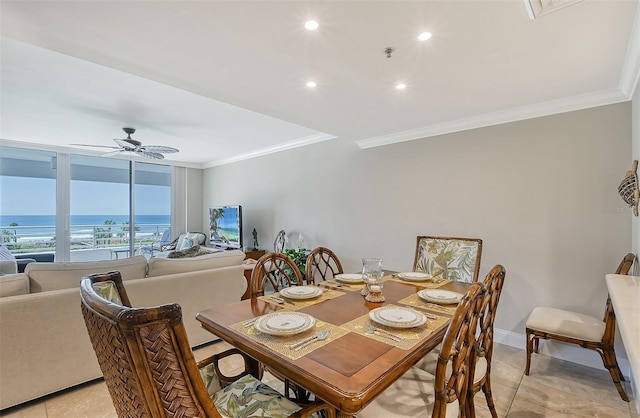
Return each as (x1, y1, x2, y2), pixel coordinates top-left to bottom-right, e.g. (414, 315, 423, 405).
(178, 237, 195, 251)
(168, 244, 201, 258)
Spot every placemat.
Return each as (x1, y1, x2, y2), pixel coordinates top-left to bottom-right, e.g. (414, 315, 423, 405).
(320, 276, 394, 292)
(258, 288, 345, 310)
(340, 305, 449, 350)
(230, 319, 349, 360)
(397, 293, 458, 314)
(386, 275, 452, 289)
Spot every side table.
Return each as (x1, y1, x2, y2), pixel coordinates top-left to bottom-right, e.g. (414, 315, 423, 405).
(242, 249, 266, 300)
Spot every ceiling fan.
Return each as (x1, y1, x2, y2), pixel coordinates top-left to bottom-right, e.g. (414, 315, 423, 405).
(71, 127, 179, 160)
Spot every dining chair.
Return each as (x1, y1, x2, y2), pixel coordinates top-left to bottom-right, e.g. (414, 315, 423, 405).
(274, 229, 287, 253)
(414, 265, 507, 418)
(80, 270, 334, 418)
(357, 282, 486, 418)
(250, 253, 308, 400)
(251, 252, 304, 297)
(305, 246, 344, 285)
(414, 235, 483, 282)
(525, 252, 635, 402)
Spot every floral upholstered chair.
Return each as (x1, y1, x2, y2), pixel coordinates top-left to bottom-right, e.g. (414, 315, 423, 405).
(80, 270, 334, 418)
(413, 235, 483, 282)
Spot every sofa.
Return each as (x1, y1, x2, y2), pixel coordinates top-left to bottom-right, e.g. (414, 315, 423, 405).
(0, 250, 246, 410)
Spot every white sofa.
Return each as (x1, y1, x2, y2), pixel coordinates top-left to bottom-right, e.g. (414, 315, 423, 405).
(0, 250, 246, 410)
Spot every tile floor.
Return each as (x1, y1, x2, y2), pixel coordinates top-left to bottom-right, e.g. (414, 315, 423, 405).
(1, 342, 637, 418)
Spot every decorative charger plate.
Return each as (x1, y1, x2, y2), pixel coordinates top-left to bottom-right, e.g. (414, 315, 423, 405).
(369, 306, 427, 328)
(280, 286, 323, 300)
(418, 289, 462, 304)
(397, 272, 432, 282)
(254, 312, 316, 336)
(335, 273, 364, 283)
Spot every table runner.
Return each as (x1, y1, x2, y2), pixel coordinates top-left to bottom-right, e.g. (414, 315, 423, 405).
(340, 306, 449, 350)
(258, 288, 345, 310)
(397, 293, 458, 314)
(230, 319, 349, 360)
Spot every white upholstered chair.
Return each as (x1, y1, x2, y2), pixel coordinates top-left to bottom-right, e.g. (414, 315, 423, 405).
(525, 253, 635, 402)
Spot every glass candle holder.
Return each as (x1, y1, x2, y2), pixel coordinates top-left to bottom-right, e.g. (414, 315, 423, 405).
(362, 257, 385, 303)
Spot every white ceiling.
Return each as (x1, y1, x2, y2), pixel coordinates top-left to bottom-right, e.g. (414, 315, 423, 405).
(1, 0, 639, 168)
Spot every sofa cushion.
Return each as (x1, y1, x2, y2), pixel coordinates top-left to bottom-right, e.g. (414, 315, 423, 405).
(26, 255, 148, 293)
(148, 250, 244, 277)
(0, 274, 29, 297)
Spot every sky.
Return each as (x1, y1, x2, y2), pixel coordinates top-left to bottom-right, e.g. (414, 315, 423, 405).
(0, 176, 170, 215)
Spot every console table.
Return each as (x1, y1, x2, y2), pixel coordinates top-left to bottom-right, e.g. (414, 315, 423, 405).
(605, 273, 640, 411)
(242, 249, 266, 300)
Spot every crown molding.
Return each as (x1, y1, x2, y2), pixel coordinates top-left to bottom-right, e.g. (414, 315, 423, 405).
(204, 132, 337, 168)
(356, 88, 629, 150)
(619, 0, 640, 98)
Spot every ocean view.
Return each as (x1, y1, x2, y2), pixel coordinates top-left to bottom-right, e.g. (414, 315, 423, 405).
(0, 215, 170, 228)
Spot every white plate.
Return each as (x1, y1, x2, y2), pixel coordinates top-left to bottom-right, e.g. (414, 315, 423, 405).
(369, 306, 427, 328)
(335, 273, 364, 283)
(397, 272, 432, 282)
(418, 289, 462, 304)
(280, 286, 323, 300)
(254, 312, 316, 336)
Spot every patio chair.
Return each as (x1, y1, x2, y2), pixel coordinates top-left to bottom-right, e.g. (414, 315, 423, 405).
(138, 228, 171, 256)
(525, 253, 635, 402)
(80, 270, 334, 418)
(413, 235, 483, 282)
(305, 246, 344, 285)
(357, 283, 486, 418)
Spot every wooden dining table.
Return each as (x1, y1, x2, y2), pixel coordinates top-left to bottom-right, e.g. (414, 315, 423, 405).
(196, 275, 471, 417)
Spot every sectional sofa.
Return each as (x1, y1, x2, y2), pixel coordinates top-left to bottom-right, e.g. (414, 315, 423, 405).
(0, 250, 246, 410)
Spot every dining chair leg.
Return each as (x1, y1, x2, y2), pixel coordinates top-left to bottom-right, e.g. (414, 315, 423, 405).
(525, 328, 534, 375)
(481, 378, 499, 418)
(600, 347, 629, 401)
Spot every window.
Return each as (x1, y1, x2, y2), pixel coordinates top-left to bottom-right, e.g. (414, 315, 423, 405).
(0, 147, 57, 257)
(0, 145, 172, 261)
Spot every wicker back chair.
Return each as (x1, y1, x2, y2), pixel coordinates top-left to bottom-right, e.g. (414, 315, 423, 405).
(413, 236, 483, 283)
(358, 283, 486, 418)
(80, 270, 334, 418)
(305, 246, 344, 285)
(251, 252, 303, 297)
(468, 265, 506, 418)
(525, 253, 635, 402)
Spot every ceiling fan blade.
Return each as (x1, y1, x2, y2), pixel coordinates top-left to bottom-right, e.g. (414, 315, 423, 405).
(102, 150, 124, 158)
(140, 151, 165, 160)
(142, 145, 179, 154)
(113, 138, 138, 150)
(70, 143, 121, 150)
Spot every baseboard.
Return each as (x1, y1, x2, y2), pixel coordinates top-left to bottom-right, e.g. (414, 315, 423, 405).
(494, 328, 631, 379)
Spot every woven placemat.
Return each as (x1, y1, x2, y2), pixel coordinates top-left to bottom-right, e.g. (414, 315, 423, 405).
(258, 288, 345, 310)
(397, 293, 458, 314)
(340, 306, 449, 350)
(320, 275, 395, 292)
(230, 319, 349, 360)
(386, 275, 452, 289)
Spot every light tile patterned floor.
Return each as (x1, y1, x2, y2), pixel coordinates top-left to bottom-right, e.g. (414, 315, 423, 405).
(0, 342, 637, 417)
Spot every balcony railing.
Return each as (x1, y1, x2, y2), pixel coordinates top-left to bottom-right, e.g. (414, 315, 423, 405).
(1, 223, 170, 256)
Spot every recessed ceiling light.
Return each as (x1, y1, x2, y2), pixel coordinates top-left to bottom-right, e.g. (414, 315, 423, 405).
(396, 83, 407, 90)
(305, 20, 319, 31)
(306, 81, 317, 88)
(418, 32, 432, 41)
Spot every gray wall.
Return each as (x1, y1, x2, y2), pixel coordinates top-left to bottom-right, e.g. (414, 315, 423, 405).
(202, 103, 631, 335)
